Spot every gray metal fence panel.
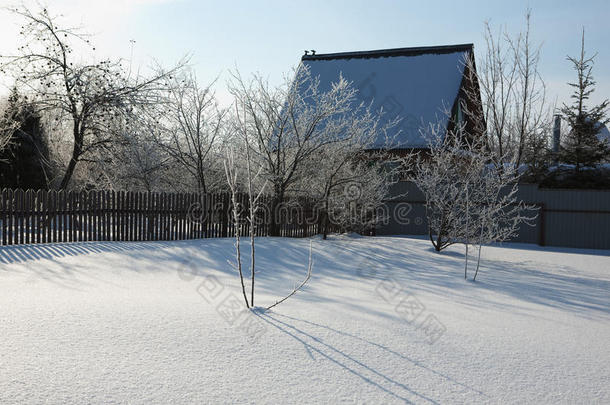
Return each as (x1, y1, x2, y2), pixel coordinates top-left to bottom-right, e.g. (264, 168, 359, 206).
(378, 182, 610, 250)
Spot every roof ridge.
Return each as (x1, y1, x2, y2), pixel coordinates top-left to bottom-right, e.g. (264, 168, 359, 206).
(301, 43, 473, 61)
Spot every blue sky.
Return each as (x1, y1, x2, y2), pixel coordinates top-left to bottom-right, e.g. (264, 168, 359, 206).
(1, 0, 609, 107)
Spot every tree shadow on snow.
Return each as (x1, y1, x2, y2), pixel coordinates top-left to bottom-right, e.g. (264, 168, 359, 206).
(0, 239, 232, 291)
(2, 236, 608, 320)
(256, 312, 441, 404)
(274, 313, 486, 396)
(254, 311, 489, 403)
(331, 237, 610, 319)
(0, 240, 176, 265)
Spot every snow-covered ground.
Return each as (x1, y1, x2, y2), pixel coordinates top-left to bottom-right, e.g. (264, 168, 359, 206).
(1, 236, 609, 404)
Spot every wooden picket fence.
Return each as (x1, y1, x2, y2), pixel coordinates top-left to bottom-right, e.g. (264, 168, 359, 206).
(0, 188, 321, 246)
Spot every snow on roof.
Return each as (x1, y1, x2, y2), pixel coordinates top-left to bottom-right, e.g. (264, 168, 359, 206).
(300, 44, 471, 149)
(597, 122, 610, 142)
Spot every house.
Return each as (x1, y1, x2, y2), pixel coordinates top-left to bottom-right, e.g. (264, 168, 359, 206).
(300, 43, 485, 152)
(597, 122, 610, 143)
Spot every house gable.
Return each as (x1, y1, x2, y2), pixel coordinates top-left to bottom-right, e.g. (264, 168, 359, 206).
(300, 44, 483, 150)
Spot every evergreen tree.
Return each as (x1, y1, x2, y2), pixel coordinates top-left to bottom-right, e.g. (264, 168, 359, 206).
(558, 31, 610, 173)
(0, 87, 50, 189)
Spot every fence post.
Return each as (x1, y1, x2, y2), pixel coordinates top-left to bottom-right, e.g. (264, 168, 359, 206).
(0, 189, 5, 245)
(538, 203, 546, 246)
(103, 190, 109, 242)
(67, 191, 74, 243)
(221, 193, 228, 238)
(87, 190, 93, 242)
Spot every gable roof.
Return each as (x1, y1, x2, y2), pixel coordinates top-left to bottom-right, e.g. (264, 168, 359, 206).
(597, 122, 610, 143)
(300, 44, 473, 149)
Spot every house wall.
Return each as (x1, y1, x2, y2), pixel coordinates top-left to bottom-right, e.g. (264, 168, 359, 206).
(378, 181, 610, 250)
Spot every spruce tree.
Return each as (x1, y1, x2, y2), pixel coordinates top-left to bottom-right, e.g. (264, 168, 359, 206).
(558, 31, 610, 174)
(0, 87, 50, 189)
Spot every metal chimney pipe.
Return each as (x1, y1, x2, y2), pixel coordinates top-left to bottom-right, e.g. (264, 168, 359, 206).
(552, 115, 561, 153)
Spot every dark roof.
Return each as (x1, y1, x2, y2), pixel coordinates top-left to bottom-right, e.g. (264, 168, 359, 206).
(301, 43, 473, 62)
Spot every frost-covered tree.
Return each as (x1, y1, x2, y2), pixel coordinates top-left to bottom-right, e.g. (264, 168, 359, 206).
(223, 120, 311, 310)
(307, 150, 404, 239)
(412, 118, 536, 264)
(411, 123, 477, 251)
(558, 31, 610, 173)
(223, 146, 252, 308)
(464, 163, 537, 281)
(228, 66, 374, 236)
(0, 101, 13, 159)
(155, 71, 227, 194)
(297, 98, 402, 238)
(0, 5, 185, 189)
(455, 145, 537, 280)
(225, 103, 269, 308)
(84, 115, 173, 192)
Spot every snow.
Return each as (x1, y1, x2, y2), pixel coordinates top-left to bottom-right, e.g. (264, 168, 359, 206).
(301, 52, 467, 149)
(597, 122, 610, 142)
(1, 236, 609, 404)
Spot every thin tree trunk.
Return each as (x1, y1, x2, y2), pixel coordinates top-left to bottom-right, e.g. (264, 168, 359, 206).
(464, 243, 469, 279)
(473, 243, 483, 281)
(432, 212, 444, 252)
(464, 186, 469, 279)
(429, 229, 437, 250)
(269, 191, 283, 237)
(250, 219, 255, 306)
(473, 221, 485, 281)
(231, 193, 249, 308)
(248, 194, 256, 306)
(322, 195, 330, 240)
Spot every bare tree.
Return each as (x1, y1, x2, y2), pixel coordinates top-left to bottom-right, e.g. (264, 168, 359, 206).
(225, 104, 316, 310)
(413, 115, 537, 276)
(156, 71, 226, 193)
(315, 153, 404, 239)
(0, 97, 17, 161)
(0, 127, 11, 159)
(298, 100, 403, 238)
(466, 165, 537, 281)
(228, 66, 369, 236)
(223, 146, 250, 308)
(89, 116, 173, 192)
(508, 11, 549, 168)
(222, 115, 268, 308)
(0, 5, 185, 189)
(411, 122, 477, 251)
(472, 10, 551, 170)
(233, 102, 268, 307)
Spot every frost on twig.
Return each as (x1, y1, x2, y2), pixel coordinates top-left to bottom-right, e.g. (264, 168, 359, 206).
(223, 146, 250, 308)
(266, 240, 314, 311)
